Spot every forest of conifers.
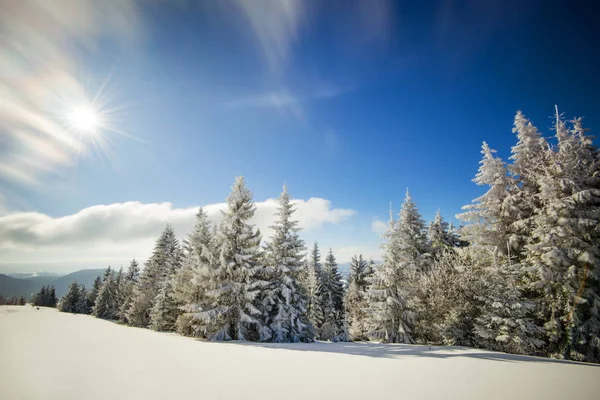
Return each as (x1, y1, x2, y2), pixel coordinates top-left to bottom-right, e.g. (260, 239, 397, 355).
(52, 110, 599, 364)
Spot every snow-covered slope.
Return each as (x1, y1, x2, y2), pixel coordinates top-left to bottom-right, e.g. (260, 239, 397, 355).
(1, 306, 598, 400)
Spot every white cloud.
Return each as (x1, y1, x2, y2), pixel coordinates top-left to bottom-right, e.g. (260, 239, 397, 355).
(371, 219, 387, 234)
(331, 245, 381, 265)
(0, 197, 355, 272)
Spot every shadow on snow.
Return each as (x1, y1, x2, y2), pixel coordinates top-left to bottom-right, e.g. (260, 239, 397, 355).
(223, 340, 600, 367)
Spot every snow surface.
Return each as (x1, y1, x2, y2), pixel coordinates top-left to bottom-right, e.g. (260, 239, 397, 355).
(1, 306, 599, 400)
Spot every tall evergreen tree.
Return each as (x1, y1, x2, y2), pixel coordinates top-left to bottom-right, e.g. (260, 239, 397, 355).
(58, 282, 84, 313)
(506, 111, 548, 259)
(88, 276, 102, 312)
(398, 191, 429, 264)
(458, 135, 545, 355)
(113, 267, 125, 313)
(413, 249, 476, 346)
(93, 267, 118, 320)
(150, 278, 179, 331)
(304, 242, 325, 337)
(471, 248, 545, 355)
(76, 284, 91, 314)
(193, 177, 264, 340)
(367, 190, 427, 343)
(38, 286, 48, 306)
(127, 225, 182, 327)
(33, 285, 58, 307)
(175, 208, 216, 337)
(264, 186, 312, 342)
(118, 259, 140, 322)
(319, 249, 346, 341)
(345, 254, 373, 340)
(525, 111, 600, 361)
(428, 209, 451, 253)
(255, 244, 278, 341)
(458, 142, 513, 255)
(47, 286, 57, 308)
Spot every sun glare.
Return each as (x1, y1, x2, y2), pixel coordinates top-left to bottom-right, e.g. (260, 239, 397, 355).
(69, 106, 99, 132)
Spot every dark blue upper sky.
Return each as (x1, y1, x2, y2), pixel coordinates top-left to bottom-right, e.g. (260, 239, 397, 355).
(3, 0, 599, 264)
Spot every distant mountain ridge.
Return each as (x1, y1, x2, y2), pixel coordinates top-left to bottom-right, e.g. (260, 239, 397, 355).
(7, 272, 64, 279)
(0, 269, 106, 299)
(0, 262, 365, 300)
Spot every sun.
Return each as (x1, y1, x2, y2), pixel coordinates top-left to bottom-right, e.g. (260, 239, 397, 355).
(68, 106, 100, 133)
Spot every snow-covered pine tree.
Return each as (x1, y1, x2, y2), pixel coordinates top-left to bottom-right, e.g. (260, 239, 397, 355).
(568, 116, 600, 363)
(428, 209, 452, 254)
(319, 249, 346, 341)
(173, 208, 217, 336)
(447, 222, 468, 248)
(172, 239, 197, 335)
(345, 254, 373, 340)
(93, 267, 119, 320)
(76, 284, 91, 314)
(58, 282, 84, 313)
(127, 225, 182, 327)
(264, 186, 313, 343)
(457, 142, 513, 255)
(398, 190, 429, 269)
(48, 286, 57, 307)
(114, 267, 124, 312)
(367, 191, 427, 343)
(255, 244, 278, 342)
(193, 177, 264, 341)
(399, 191, 430, 343)
(506, 111, 548, 259)
(118, 259, 140, 323)
(471, 247, 545, 355)
(88, 276, 102, 313)
(35, 285, 58, 308)
(304, 242, 325, 337)
(458, 130, 545, 354)
(149, 278, 180, 331)
(525, 110, 600, 361)
(412, 248, 474, 346)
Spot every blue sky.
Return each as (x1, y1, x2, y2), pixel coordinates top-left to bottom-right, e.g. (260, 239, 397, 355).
(1, 0, 598, 272)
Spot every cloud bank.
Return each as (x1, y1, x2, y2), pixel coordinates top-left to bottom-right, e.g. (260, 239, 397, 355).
(0, 197, 355, 272)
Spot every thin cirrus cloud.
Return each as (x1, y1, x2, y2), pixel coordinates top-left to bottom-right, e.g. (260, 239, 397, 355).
(227, 0, 394, 116)
(231, 0, 305, 75)
(225, 84, 351, 118)
(231, 0, 395, 74)
(0, 0, 143, 190)
(0, 196, 356, 272)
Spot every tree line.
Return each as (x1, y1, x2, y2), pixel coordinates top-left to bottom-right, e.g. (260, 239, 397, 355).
(0, 295, 26, 305)
(32, 285, 58, 307)
(55, 109, 599, 363)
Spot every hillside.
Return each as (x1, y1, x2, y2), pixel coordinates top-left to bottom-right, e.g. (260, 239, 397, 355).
(1, 306, 598, 400)
(51, 269, 106, 297)
(7, 272, 63, 279)
(0, 274, 39, 298)
(0, 269, 105, 299)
